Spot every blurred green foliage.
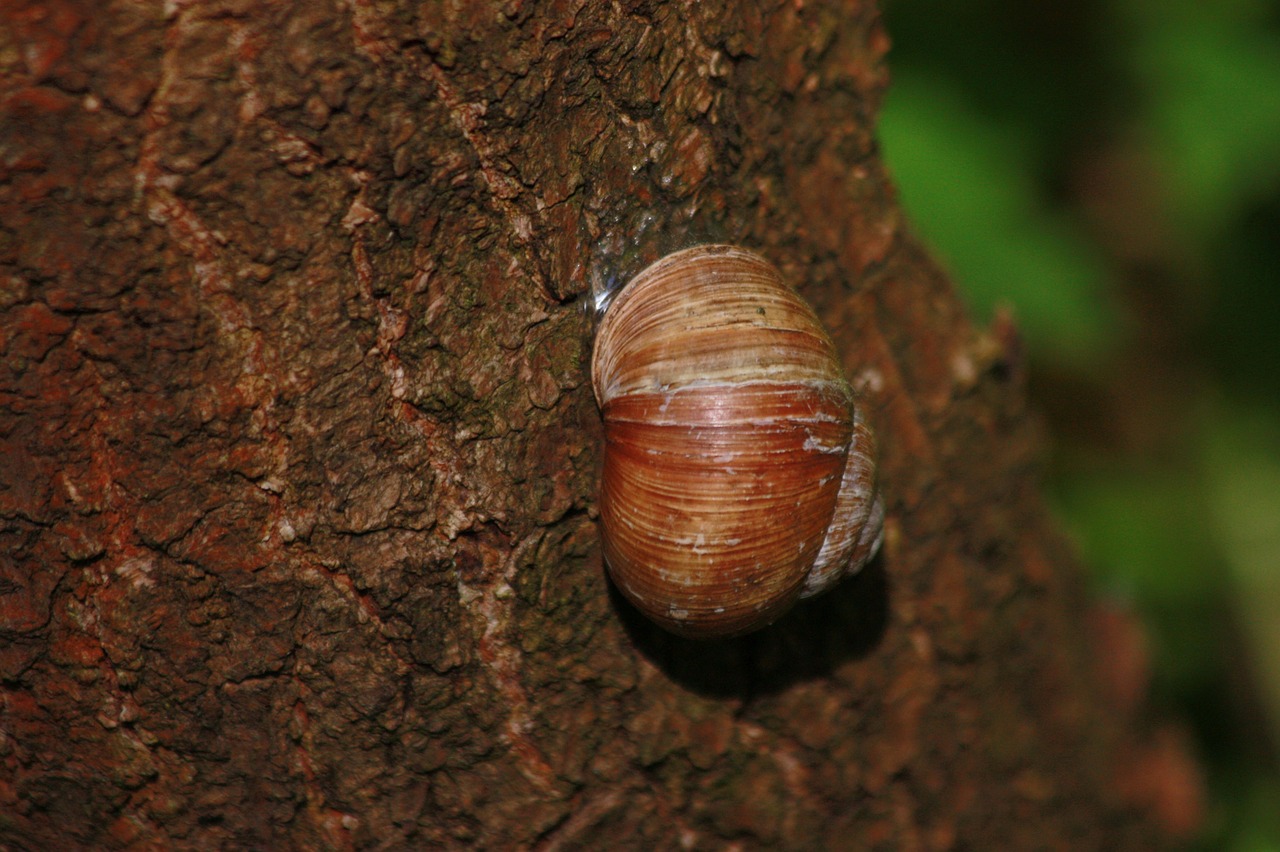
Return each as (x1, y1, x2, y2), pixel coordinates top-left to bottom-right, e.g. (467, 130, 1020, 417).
(879, 0, 1280, 848)
(879, 70, 1118, 362)
(1128, 0, 1280, 244)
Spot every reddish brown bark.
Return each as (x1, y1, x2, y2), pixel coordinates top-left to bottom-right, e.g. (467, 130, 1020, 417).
(2, 0, 1183, 848)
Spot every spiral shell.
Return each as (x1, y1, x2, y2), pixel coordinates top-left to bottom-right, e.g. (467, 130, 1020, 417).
(592, 245, 882, 638)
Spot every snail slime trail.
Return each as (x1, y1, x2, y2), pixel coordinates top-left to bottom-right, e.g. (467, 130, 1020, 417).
(591, 245, 884, 638)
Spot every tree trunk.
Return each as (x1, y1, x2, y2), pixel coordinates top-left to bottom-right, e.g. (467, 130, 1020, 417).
(1, 0, 1186, 848)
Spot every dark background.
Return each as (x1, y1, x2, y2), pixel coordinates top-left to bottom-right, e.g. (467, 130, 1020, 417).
(880, 0, 1280, 847)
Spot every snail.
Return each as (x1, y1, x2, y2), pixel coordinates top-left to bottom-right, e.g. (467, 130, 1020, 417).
(591, 244, 884, 638)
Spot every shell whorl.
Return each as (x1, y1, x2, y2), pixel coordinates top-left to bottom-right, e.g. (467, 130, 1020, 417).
(592, 245, 881, 637)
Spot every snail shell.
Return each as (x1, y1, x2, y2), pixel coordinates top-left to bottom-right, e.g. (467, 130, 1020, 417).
(592, 244, 883, 638)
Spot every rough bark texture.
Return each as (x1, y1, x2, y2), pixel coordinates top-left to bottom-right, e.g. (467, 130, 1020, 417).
(2, 0, 1174, 848)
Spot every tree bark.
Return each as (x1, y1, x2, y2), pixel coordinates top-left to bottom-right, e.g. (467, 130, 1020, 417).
(1, 0, 1184, 848)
